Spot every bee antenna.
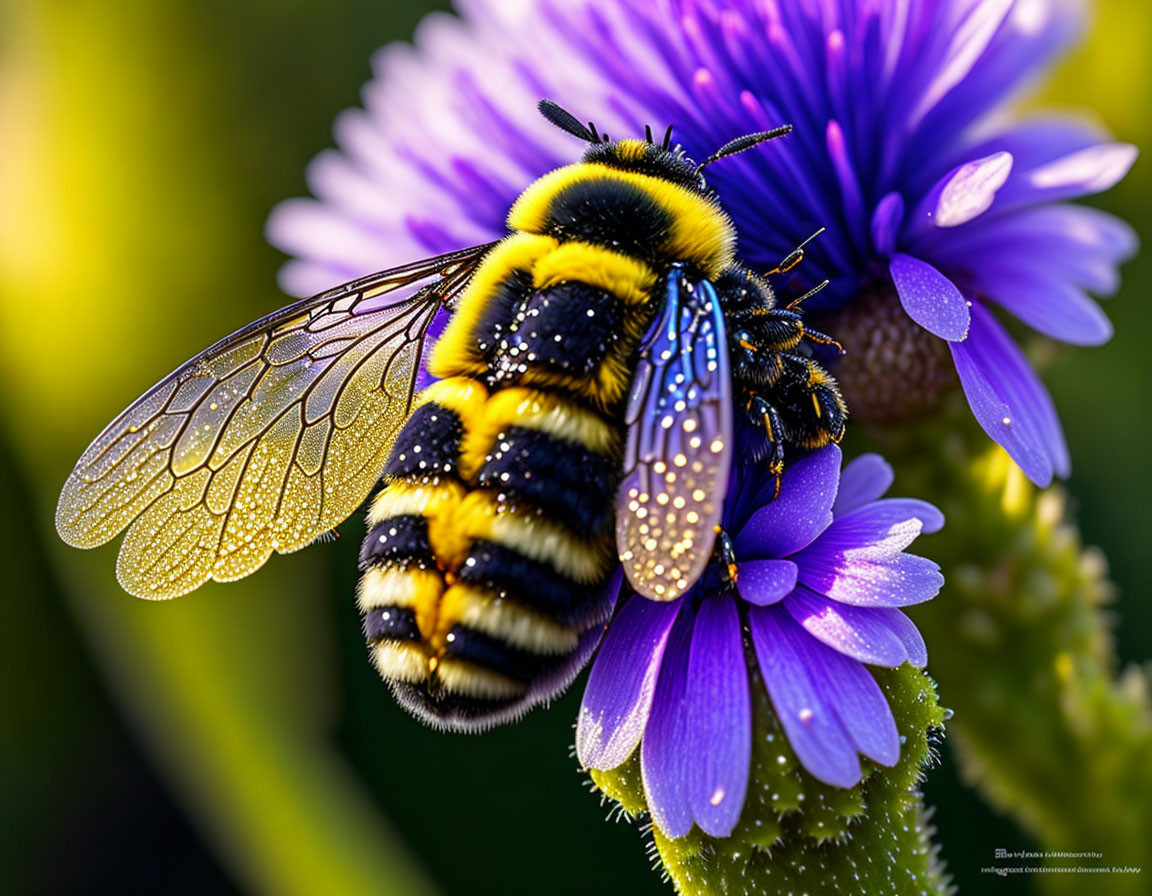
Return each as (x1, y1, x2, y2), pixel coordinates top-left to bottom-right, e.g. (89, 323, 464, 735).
(697, 124, 793, 172)
(537, 99, 598, 143)
(662, 124, 674, 150)
(645, 124, 654, 143)
(786, 279, 829, 310)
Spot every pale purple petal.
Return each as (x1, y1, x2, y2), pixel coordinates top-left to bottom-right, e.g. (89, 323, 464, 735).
(979, 121, 1138, 211)
(686, 595, 751, 837)
(576, 596, 682, 770)
(890, 253, 971, 341)
(737, 559, 799, 606)
(640, 605, 696, 839)
(958, 117, 1111, 189)
(876, 608, 928, 667)
(929, 151, 1014, 228)
(905, 0, 1014, 131)
(922, 203, 1137, 297)
(863, 499, 945, 535)
(785, 586, 910, 666)
(822, 499, 944, 552)
(978, 269, 1113, 346)
(951, 303, 1069, 485)
(749, 607, 862, 788)
(796, 549, 944, 608)
(266, 199, 388, 274)
(807, 646, 900, 767)
(1028, 143, 1139, 196)
(917, 203, 1136, 298)
(832, 454, 894, 516)
(810, 507, 925, 560)
(950, 341, 1050, 485)
(735, 445, 841, 559)
(871, 192, 904, 256)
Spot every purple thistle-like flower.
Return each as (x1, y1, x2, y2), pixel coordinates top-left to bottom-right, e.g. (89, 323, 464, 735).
(269, 0, 1137, 487)
(574, 446, 943, 839)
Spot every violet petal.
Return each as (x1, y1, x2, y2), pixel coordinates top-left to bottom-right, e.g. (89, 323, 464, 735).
(785, 586, 910, 667)
(736, 445, 841, 559)
(737, 559, 799, 606)
(576, 595, 682, 769)
(749, 607, 862, 788)
(686, 595, 751, 837)
(797, 550, 944, 608)
(832, 454, 894, 516)
(950, 303, 1069, 485)
(640, 605, 696, 839)
(808, 647, 901, 766)
(890, 253, 971, 342)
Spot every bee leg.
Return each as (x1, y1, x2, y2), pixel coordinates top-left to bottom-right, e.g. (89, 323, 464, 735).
(776, 351, 848, 447)
(800, 323, 844, 354)
(699, 527, 740, 595)
(746, 394, 786, 499)
(785, 279, 829, 310)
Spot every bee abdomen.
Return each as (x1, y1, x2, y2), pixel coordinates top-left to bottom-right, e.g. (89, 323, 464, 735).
(478, 425, 617, 538)
(358, 375, 619, 731)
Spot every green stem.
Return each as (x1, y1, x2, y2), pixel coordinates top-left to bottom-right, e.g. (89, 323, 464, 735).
(882, 421, 1152, 894)
(591, 664, 949, 895)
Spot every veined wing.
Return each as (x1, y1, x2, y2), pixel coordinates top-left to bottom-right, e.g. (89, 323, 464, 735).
(616, 267, 734, 601)
(56, 243, 495, 599)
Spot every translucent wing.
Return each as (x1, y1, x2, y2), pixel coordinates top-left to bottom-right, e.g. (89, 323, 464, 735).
(616, 267, 733, 602)
(57, 243, 494, 599)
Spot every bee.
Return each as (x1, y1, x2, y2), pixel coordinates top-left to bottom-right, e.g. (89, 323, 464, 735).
(56, 100, 846, 731)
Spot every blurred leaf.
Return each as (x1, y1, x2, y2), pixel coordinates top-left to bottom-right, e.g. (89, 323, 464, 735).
(865, 409, 1152, 896)
(0, 2, 436, 894)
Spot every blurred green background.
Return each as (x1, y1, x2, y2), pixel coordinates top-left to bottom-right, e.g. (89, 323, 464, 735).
(0, 1, 1147, 894)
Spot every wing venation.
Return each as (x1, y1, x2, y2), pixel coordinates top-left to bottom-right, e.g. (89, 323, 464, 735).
(58, 243, 494, 598)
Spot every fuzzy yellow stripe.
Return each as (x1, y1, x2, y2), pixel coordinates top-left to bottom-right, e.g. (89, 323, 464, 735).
(436, 658, 525, 699)
(356, 566, 443, 640)
(417, 376, 489, 433)
(531, 241, 656, 306)
(457, 490, 610, 584)
(507, 163, 736, 277)
(429, 232, 558, 379)
(468, 387, 619, 462)
(438, 584, 579, 654)
(370, 642, 428, 683)
(365, 480, 465, 527)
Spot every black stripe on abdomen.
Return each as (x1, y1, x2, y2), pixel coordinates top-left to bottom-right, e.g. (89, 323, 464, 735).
(444, 624, 564, 684)
(358, 514, 435, 569)
(507, 282, 624, 377)
(473, 269, 535, 364)
(383, 403, 464, 481)
(477, 426, 618, 537)
(363, 606, 422, 643)
(458, 541, 602, 627)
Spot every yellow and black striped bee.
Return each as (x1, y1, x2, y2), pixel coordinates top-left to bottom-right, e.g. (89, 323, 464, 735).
(56, 100, 846, 731)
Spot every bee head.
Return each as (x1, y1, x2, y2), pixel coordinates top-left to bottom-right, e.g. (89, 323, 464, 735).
(537, 99, 792, 194)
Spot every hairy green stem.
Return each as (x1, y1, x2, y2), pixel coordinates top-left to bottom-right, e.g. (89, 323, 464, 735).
(881, 421, 1152, 894)
(590, 664, 950, 895)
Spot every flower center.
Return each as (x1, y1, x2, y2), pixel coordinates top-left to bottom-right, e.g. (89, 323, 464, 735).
(816, 286, 957, 425)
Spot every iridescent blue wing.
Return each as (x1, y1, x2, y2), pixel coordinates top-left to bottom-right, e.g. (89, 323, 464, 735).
(616, 267, 733, 601)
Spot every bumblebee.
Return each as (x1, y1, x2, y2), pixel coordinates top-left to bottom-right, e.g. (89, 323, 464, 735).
(56, 101, 846, 730)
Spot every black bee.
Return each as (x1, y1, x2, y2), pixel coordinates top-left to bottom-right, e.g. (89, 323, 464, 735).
(57, 101, 846, 730)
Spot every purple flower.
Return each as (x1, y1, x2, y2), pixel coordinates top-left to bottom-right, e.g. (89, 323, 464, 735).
(575, 446, 943, 839)
(269, 0, 1136, 488)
